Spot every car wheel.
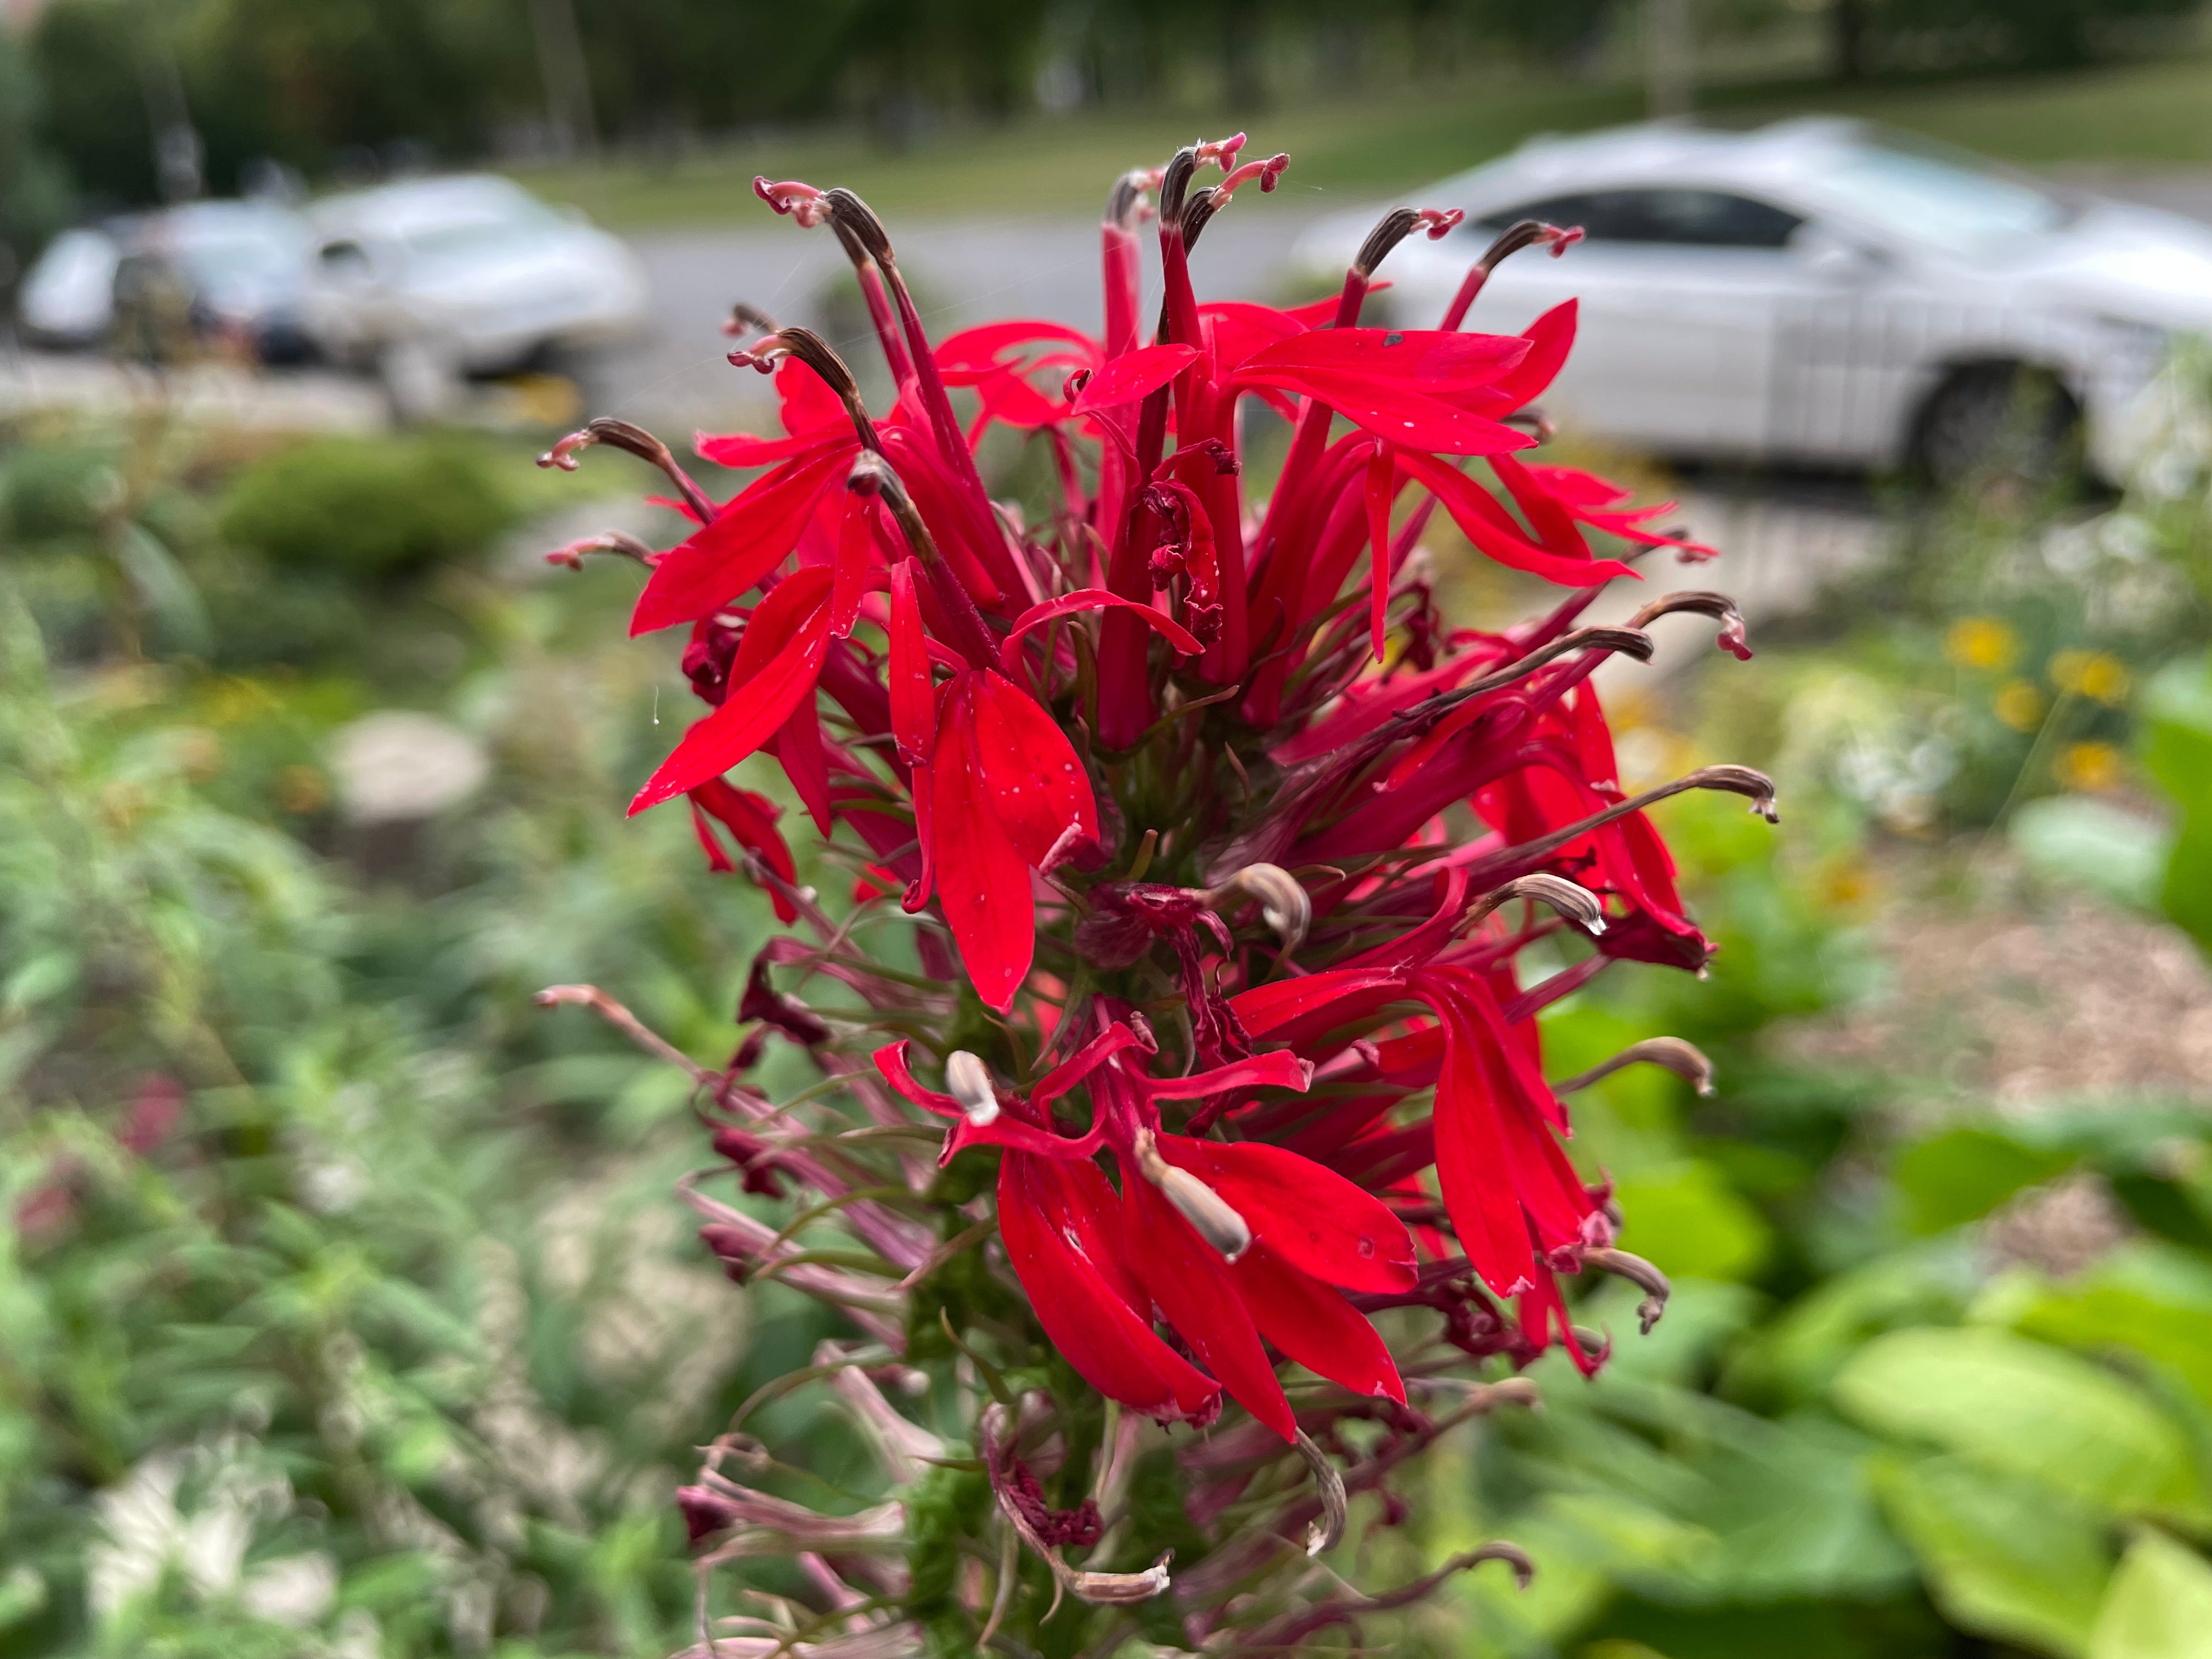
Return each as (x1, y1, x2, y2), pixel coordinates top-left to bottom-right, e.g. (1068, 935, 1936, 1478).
(1911, 362, 2083, 495)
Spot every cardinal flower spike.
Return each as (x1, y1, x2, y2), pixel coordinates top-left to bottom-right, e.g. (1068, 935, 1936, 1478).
(539, 133, 1764, 1657)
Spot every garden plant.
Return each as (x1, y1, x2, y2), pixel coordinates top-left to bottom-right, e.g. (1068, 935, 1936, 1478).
(536, 133, 1777, 1657)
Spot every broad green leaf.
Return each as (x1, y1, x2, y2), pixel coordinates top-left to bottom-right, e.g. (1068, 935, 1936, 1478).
(2010, 795, 2172, 912)
(1894, 1128, 2074, 1236)
(2089, 1530, 2212, 1659)
(1612, 1161, 1772, 1283)
(1694, 1413, 1915, 1602)
(1874, 1452, 2112, 1657)
(1740, 1245, 1972, 1407)
(1836, 1328, 2207, 1521)
(1994, 1244, 2212, 1413)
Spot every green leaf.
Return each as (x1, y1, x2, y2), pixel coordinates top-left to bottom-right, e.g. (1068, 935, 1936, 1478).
(2143, 656, 2212, 952)
(2089, 1530, 2212, 1659)
(1612, 1161, 1773, 1283)
(1894, 1128, 2075, 1237)
(1836, 1328, 2208, 1521)
(1996, 1244, 2212, 1414)
(2010, 796, 2173, 912)
(1873, 1452, 2113, 1657)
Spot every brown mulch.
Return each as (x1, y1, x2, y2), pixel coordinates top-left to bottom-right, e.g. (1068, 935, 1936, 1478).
(1778, 876, 2212, 1113)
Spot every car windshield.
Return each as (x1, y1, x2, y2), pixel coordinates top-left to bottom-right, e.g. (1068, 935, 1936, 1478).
(177, 233, 304, 289)
(399, 194, 565, 266)
(1818, 142, 2070, 255)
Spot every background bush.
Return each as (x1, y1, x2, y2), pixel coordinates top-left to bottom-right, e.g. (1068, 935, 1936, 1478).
(216, 436, 515, 583)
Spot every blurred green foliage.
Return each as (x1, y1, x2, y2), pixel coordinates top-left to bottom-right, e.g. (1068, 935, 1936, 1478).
(16, 0, 2211, 220)
(216, 434, 516, 582)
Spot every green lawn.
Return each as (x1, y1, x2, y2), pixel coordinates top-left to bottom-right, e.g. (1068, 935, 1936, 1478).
(512, 53, 2212, 231)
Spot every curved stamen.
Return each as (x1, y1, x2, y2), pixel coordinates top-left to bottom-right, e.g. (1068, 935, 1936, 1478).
(1205, 862, 1312, 953)
(1353, 205, 1464, 279)
(944, 1050, 1000, 1126)
(1442, 218, 1584, 330)
(1463, 873, 1605, 936)
(1293, 1430, 1349, 1556)
(1554, 1035, 1714, 1098)
(1627, 590, 1752, 661)
(1582, 1246, 1672, 1334)
(727, 325, 881, 452)
(537, 417, 715, 524)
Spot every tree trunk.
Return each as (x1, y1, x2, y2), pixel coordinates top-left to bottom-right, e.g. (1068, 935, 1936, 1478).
(1831, 0, 1871, 81)
(1645, 0, 1694, 119)
(528, 0, 600, 161)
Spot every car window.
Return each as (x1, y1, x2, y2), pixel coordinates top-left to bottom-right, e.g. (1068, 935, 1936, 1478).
(1814, 144, 2068, 255)
(1476, 188, 1802, 249)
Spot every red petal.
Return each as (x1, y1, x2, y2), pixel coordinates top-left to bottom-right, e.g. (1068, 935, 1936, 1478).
(689, 779, 798, 921)
(1430, 990, 1538, 1296)
(1000, 1154, 1221, 1424)
(887, 560, 934, 766)
(935, 319, 1099, 378)
(874, 427, 1011, 608)
(1071, 342, 1200, 414)
(967, 670, 1098, 869)
(633, 445, 851, 635)
(1489, 453, 1592, 563)
(1364, 444, 1396, 661)
(1000, 589, 1203, 675)
(1154, 1135, 1416, 1293)
(1032, 1022, 1152, 1107)
(1231, 1245, 1405, 1403)
(929, 678, 1037, 1012)
(872, 1039, 960, 1117)
(775, 692, 833, 835)
(1241, 326, 1528, 390)
(775, 354, 850, 436)
(1198, 301, 1310, 379)
(1396, 451, 1635, 587)
(693, 428, 849, 469)
(830, 487, 876, 638)
(628, 571, 834, 814)
(1142, 1049, 1313, 1101)
(1123, 1167, 1295, 1441)
(1250, 369, 1538, 457)
(1229, 969, 1410, 1048)
(1475, 300, 1577, 414)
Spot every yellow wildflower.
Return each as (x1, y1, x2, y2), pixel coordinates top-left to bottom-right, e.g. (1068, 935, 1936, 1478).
(1945, 616, 2017, 672)
(1993, 679, 2045, 732)
(2055, 741, 2124, 793)
(2050, 648, 2130, 706)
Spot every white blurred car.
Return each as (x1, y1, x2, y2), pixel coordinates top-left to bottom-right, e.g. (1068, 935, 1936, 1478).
(18, 227, 121, 346)
(1294, 119, 2212, 484)
(303, 174, 648, 382)
(19, 202, 315, 359)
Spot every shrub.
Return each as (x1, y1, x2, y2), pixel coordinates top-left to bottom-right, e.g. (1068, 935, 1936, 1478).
(217, 435, 514, 581)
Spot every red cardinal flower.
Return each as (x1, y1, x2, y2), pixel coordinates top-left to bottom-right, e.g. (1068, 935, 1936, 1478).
(543, 136, 1774, 1624)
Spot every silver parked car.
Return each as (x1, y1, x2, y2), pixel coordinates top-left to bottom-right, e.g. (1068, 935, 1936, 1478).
(1294, 119, 2212, 484)
(18, 201, 316, 361)
(302, 174, 648, 385)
